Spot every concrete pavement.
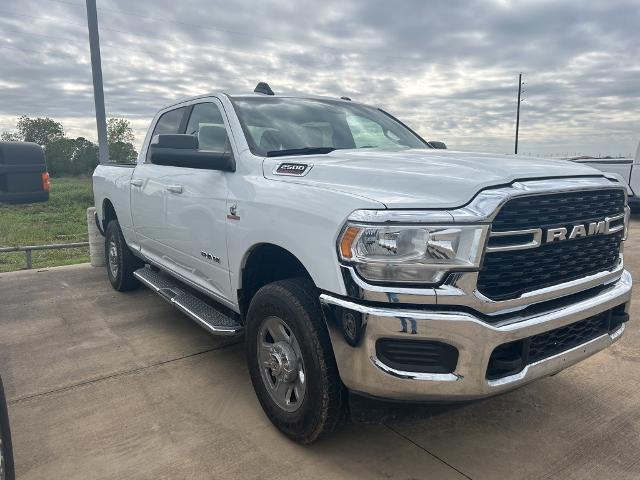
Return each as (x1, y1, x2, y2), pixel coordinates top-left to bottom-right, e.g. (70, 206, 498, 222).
(1, 218, 639, 479)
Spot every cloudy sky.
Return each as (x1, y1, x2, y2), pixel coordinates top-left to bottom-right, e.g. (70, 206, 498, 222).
(1, 0, 639, 156)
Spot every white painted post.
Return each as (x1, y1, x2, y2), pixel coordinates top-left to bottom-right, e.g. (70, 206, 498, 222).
(87, 207, 105, 267)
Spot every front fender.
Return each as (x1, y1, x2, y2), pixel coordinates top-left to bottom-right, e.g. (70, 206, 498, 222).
(226, 177, 383, 297)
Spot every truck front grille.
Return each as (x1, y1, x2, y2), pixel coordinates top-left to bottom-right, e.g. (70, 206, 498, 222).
(477, 189, 625, 301)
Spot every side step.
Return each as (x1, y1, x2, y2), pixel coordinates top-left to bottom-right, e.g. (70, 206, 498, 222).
(133, 267, 243, 336)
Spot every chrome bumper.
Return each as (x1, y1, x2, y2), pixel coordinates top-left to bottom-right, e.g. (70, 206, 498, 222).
(321, 270, 632, 402)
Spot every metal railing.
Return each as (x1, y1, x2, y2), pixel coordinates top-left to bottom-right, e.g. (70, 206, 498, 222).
(0, 242, 90, 269)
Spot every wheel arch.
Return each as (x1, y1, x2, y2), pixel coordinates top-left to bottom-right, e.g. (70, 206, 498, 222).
(101, 198, 118, 231)
(238, 242, 315, 318)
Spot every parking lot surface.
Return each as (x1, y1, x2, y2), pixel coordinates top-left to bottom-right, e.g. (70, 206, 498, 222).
(1, 218, 639, 479)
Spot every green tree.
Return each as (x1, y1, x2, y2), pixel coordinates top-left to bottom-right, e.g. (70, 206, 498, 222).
(45, 137, 77, 176)
(107, 118, 135, 144)
(11, 116, 65, 147)
(72, 137, 99, 174)
(0, 131, 21, 141)
(1, 116, 137, 173)
(44, 137, 98, 177)
(109, 141, 138, 164)
(107, 118, 137, 163)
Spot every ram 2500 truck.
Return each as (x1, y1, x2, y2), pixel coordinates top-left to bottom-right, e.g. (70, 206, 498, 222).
(93, 83, 632, 443)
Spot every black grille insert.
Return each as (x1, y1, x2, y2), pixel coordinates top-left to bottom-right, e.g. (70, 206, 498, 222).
(486, 306, 627, 380)
(478, 189, 625, 301)
(491, 188, 626, 232)
(376, 339, 458, 374)
(478, 232, 622, 301)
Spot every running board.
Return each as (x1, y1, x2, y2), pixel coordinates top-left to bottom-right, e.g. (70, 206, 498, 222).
(133, 268, 243, 336)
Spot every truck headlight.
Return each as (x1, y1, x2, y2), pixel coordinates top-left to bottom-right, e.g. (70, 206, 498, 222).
(338, 224, 489, 284)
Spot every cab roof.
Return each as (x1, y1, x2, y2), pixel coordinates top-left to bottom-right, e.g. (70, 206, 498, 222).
(161, 84, 361, 110)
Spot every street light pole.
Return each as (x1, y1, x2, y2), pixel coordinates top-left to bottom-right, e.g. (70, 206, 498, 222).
(85, 0, 109, 164)
(514, 72, 522, 155)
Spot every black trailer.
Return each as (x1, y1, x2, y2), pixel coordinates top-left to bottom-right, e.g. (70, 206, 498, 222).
(0, 142, 50, 205)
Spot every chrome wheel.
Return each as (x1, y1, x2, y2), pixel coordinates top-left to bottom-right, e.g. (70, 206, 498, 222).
(258, 316, 306, 412)
(107, 239, 119, 278)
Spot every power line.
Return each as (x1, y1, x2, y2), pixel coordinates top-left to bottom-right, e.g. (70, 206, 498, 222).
(2, 14, 255, 55)
(2, 27, 84, 45)
(0, 14, 301, 76)
(7, 3, 516, 78)
(44, 0, 296, 45)
(0, 9, 87, 29)
(0, 10, 364, 65)
(0, 25, 276, 62)
(5, 4, 296, 64)
(0, 43, 52, 55)
(0, 10, 435, 71)
(37, 0, 463, 67)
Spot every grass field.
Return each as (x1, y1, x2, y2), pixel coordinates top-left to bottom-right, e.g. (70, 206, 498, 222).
(0, 177, 94, 273)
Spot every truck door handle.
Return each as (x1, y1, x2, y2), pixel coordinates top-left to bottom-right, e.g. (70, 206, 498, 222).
(167, 185, 184, 194)
(131, 179, 143, 187)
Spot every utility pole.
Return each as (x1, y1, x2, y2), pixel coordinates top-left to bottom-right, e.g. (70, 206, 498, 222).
(514, 72, 522, 154)
(86, 0, 109, 164)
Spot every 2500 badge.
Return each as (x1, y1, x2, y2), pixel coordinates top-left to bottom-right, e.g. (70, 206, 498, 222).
(274, 163, 312, 176)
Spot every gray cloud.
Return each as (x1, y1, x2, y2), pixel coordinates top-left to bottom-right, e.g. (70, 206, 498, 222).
(0, 0, 638, 156)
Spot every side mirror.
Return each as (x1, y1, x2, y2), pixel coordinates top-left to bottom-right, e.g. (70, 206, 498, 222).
(429, 141, 447, 150)
(149, 134, 235, 172)
(0, 141, 50, 204)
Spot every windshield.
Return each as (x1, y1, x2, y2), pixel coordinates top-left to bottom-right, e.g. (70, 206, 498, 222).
(230, 97, 428, 157)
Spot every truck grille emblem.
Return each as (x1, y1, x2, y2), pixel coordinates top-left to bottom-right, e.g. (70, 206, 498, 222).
(486, 212, 626, 253)
(545, 218, 620, 243)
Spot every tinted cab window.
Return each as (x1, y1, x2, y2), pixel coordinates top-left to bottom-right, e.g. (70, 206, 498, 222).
(185, 103, 229, 152)
(147, 107, 187, 163)
(152, 107, 187, 137)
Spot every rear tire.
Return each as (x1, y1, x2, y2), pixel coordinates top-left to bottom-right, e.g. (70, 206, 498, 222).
(246, 279, 348, 444)
(105, 220, 142, 292)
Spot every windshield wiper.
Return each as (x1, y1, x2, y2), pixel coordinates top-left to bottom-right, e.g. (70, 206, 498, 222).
(266, 147, 335, 157)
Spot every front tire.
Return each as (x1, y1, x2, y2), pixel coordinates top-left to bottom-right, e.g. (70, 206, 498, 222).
(246, 279, 348, 444)
(105, 220, 142, 292)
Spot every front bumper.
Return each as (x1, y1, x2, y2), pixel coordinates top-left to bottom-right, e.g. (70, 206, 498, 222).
(320, 270, 632, 402)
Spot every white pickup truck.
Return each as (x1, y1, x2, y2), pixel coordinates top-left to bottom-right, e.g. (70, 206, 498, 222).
(93, 83, 632, 443)
(569, 142, 640, 208)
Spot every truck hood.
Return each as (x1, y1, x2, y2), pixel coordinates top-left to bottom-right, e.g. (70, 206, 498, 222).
(263, 148, 605, 209)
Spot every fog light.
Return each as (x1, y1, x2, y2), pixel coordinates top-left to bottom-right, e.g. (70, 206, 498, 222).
(376, 339, 458, 374)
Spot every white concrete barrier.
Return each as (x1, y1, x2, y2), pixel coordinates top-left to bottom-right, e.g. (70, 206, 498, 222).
(87, 207, 105, 267)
